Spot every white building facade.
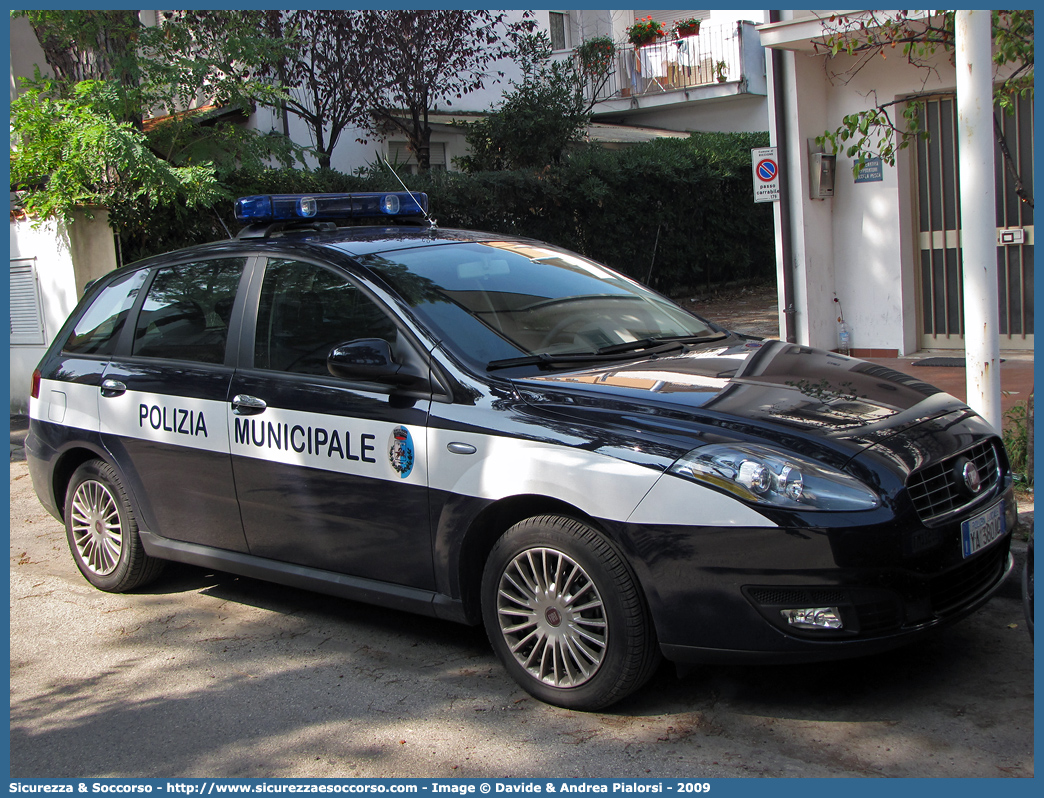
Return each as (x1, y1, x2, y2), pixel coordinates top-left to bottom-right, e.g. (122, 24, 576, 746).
(759, 11, 1033, 356)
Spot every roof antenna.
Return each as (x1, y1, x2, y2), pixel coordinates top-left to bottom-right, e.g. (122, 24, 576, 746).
(378, 150, 437, 230)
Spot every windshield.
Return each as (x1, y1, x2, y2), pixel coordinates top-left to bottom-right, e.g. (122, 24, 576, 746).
(361, 241, 716, 367)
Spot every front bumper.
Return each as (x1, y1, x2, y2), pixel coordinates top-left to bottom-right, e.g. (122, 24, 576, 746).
(612, 487, 1017, 664)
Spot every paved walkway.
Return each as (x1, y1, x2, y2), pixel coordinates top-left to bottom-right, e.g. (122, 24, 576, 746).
(863, 354, 1033, 421)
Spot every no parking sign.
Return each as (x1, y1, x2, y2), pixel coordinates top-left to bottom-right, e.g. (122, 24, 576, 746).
(752, 146, 780, 203)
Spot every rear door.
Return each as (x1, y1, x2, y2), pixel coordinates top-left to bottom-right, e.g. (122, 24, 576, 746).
(98, 256, 251, 552)
(227, 256, 436, 588)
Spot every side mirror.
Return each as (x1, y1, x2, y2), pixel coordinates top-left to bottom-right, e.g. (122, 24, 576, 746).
(327, 339, 426, 387)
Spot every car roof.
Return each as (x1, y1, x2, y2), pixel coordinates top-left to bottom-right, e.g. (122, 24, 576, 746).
(123, 226, 539, 271)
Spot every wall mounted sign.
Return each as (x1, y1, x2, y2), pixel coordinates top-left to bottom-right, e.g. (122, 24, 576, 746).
(854, 156, 884, 183)
(752, 147, 780, 202)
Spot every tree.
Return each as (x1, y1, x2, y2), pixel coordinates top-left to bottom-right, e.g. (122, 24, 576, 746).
(10, 10, 299, 224)
(354, 10, 536, 172)
(269, 10, 372, 170)
(813, 9, 1034, 201)
(456, 33, 616, 172)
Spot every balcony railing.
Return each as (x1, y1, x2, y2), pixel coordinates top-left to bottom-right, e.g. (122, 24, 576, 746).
(579, 21, 750, 105)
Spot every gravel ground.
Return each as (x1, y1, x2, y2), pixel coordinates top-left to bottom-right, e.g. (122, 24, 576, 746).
(676, 283, 780, 338)
(8, 283, 1034, 779)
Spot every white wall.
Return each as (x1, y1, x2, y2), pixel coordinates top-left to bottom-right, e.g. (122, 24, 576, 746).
(821, 51, 948, 355)
(775, 48, 838, 350)
(768, 15, 957, 354)
(9, 211, 118, 411)
(11, 219, 78, 412)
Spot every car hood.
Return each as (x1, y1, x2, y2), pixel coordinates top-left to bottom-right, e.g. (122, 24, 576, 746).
(510, 338, 971, 467)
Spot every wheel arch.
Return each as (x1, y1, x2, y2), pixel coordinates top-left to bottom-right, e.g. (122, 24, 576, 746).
(49, 443, 147, 529)
(50, 445, 109, 522)
(451, 494, 616, 626)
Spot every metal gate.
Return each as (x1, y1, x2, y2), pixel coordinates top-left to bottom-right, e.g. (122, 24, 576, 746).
(915, 94, 1034, 350)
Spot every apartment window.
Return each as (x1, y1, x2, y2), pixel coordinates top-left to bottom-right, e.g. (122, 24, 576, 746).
(549, 12, 568, 51)
(10, 258, 46, 346)
(389, 141, 447, 174)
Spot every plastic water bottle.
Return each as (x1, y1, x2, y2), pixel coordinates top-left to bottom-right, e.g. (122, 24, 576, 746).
(838, 322, 851, 356)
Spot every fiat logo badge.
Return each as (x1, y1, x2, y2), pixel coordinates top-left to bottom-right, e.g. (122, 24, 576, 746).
(545, 607, 562, 627)
(955, 458, 983, 496)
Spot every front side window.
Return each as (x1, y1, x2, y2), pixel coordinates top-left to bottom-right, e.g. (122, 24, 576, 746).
(254, 259, 398, 376)
(132, 259, 245, 364)
(64, 269, 149, 356)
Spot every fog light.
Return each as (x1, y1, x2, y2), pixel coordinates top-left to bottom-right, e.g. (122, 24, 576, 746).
(780, 607, 843, 629)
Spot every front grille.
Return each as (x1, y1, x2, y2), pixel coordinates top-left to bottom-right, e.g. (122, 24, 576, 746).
(747, 587, 847, 605)
(906, 440, 1001, 522)
(929, 541, 1009, 614)
(856, 599, 903, 634)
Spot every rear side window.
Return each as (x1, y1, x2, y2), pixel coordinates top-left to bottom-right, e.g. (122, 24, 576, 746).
(132, 259, 245, 364)
(64, 269, 149, 356)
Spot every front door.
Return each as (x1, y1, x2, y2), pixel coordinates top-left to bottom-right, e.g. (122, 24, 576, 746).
(915, 94, 1034, 350)
(228, 257, 435, 588)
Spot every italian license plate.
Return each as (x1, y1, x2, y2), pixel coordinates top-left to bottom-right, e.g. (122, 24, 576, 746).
(961, 501, 1005, 558)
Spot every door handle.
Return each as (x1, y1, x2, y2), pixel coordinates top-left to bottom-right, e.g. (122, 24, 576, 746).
(100, 379, 127, 398)
(231, 394, 267, 415)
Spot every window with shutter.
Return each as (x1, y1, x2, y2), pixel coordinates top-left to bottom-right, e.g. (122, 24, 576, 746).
(10, 259, 46, 346)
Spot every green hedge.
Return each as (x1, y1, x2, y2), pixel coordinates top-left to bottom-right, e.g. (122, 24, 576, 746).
(118, 132, 774, 296)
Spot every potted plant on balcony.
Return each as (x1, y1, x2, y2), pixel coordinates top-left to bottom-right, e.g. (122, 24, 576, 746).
(627, 16, 665, 47)
(577, 36, 616, 78)
(673, 17, 702, 38)
(715, 60, 729, 82)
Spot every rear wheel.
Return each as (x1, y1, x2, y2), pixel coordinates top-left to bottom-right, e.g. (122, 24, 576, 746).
(64, 459, 164, 592)
(481, 515, 660, 710)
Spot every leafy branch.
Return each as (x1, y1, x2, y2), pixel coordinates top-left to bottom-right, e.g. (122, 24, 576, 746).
(812, 9, 1034, 203)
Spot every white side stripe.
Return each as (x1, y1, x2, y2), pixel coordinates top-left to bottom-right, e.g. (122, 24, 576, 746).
(229, 408, 426, 485)
(627, 475, 776, 527)
(31, 379, 100, 433)
(428, 428, 776, 528)
(33, 377, 776, 528)
(99, 389, 230, 455)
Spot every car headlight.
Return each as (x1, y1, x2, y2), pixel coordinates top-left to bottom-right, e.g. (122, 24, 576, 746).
(669, 443, 880, 511)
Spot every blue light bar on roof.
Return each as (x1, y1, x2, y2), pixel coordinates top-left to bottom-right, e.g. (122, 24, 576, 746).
(234, 192, 428, 224)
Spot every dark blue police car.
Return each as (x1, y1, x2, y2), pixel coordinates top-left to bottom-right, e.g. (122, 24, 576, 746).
(27, 192, 1016, 710)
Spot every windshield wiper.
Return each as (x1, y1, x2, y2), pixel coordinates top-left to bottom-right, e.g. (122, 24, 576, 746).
(486, 332, 727, 372)
(486, 352, 609, 372)
(595, 331, 727, 355)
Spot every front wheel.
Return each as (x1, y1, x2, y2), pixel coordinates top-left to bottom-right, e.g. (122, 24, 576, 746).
(481, 515, 660, 710)
(64, 459, 164, 592)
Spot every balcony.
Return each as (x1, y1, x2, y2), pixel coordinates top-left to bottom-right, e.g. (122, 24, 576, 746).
(579, 21, 766, 112)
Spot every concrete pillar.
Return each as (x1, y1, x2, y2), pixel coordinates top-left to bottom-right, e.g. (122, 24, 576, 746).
(955, 10, 1002, 432)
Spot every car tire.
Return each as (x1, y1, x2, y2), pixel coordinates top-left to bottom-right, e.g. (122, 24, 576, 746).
(64, 459, 164, 592)
(481, 515, 661, 710)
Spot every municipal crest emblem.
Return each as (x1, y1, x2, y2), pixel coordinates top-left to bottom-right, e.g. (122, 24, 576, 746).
(389, 426, 415, 478)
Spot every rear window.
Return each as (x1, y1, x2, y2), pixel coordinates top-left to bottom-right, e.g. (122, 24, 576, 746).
(64, 269, 148, 356)
(132, 259, 245, 364)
